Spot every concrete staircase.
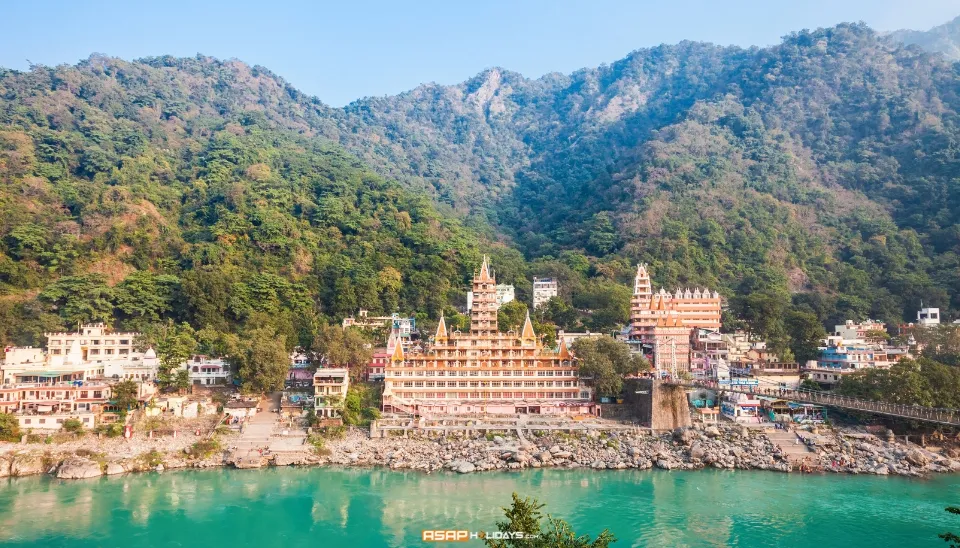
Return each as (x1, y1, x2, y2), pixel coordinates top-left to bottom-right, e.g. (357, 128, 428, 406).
(766, 429, 816, 463)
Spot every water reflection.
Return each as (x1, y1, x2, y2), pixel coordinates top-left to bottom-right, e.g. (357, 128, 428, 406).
(0, 468, 957, 547)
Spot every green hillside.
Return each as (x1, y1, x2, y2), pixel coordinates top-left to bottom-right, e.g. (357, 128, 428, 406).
(1, 22, 959, 360)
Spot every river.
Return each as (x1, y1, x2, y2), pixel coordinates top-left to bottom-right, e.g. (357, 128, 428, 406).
(0, 468, 957, 547)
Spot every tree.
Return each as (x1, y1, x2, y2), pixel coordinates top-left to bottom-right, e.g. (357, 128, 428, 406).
(498, 300, 528, 332)
(114, 271, 182, 326)
(233, 326, 290, 394)
(785, 311, 826, 364)
(941, 506, 960, 548)
(586, 212, 618, 256)
(800, 379, 822, 391)
(484, 493, 615, 548)
(62, 418, 84, 433)
(0, 412, 21, 442)
(311, 324, 372, 383)
(150, 322, 198, 392)
(864, 329, 891, 345)
(112, 379, 139, 416)
(572, 336, 649, 398)
(573, 281, 631, 332)
(38, 274, 114, 325)
(538, 297, 579, 331)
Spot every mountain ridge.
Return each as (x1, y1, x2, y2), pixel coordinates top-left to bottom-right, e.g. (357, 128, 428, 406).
(1, 20, 959, 360)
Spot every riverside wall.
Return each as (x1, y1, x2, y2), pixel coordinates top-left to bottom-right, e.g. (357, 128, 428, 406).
(3, 422, 959, 480)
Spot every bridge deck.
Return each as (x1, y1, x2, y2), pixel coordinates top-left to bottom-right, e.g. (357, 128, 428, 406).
(673, 382, 960, 426)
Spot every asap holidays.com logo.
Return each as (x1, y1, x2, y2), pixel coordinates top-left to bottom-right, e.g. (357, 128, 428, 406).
(422, 530, 537, 542)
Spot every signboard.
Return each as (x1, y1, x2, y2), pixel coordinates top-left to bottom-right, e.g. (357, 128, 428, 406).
(730, 379, 759, 386)
(719, 378, 759, 386)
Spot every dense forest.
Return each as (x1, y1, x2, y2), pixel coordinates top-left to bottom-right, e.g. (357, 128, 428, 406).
(1, 22, 959, 362)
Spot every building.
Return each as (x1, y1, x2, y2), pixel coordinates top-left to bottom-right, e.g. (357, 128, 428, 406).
(556, 330, 603, 349)
(730, 362, 802, 390)
(314, 368, 350, 419)
(532, 277, 558, 309)
(628, 264, 722, 369)
(342, 310, 416, 334)
(45, 323, 138, 361)
(690, 329, 728, 379)
(816, 337, 892, 370)
(287, 350, 314, 386)
(833, 319, 886, 343)
(0, 379, 153, 430)
(803, 336, 893, 387)
(467, 283, 515, 312)
(383, 257, 594, 416)
(917, 307, 941, 327)
(648, 316, 692, 375)
(183, 355, 231, 386)
(365, 348, 389, 382)
(103, 348, 159, 381)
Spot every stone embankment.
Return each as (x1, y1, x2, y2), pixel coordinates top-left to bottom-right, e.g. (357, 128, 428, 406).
(314, 423, 960, 477)
(3, 424, 959, 479)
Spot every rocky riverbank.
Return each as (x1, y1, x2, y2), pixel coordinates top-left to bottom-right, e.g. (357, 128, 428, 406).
(314, 424, 960, 477)
(2, 423, 958, 480)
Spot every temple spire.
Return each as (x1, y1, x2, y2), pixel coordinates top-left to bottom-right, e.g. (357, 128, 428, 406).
(521, 310, 536, 341)
(557, 336, 571, 359)
(435, 313, 448, 342)
(390, 338, 405, 362)
(478, 255, 493, 282)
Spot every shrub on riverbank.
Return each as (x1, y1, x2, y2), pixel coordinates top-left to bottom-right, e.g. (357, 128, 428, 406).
(0, 412, 20, 442)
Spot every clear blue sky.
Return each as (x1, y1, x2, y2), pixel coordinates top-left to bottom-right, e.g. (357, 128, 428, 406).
(1, 0, 957, 106)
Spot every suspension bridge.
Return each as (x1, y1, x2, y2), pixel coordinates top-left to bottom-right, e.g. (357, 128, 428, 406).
(667, 379, 960, 427)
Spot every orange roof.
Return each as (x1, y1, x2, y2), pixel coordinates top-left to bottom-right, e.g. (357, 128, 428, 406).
(478, 255, 493, 282)
(435, 314, 448, 340)
(521, 311, 536, 340)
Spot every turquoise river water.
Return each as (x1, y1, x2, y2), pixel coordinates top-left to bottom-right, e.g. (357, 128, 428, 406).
(1, 467, 958, 547)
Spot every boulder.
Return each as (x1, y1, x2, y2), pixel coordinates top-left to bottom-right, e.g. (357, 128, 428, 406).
(105, 463, 126, 476)
(549, 445, 561, 454)
(705, 426, 721, 438)
(0, 457, 10, 478)
(673, 428, 696, 446)
(536, 451, 552, 462)
(455, 462, 476, 474)
(906, 449, 929, 468)
(492, 436, 505, 444)
(57, 458, 102, 480)
(689, 442, 706, 461)
(656, 459, 673, 470)
(11, 454, 44, 477)
(553, 451, 573, 459)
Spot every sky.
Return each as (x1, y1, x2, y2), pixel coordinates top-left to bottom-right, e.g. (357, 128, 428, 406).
(1, 0, 957, 107)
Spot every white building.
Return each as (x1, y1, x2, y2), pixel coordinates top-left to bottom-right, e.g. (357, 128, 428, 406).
(103, 348, 159, 381)
(314, 368, 349, 418)
(833, 319, 886, 343)
(45, 323, 138, 361)
(917, 307, 941, 327)
(532, 277, 558, 309)
(183, 355, 231, 386)
(467, 283, 515, 311)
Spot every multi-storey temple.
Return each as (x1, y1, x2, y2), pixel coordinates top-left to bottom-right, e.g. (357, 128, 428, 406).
(382, 258, 595, 416)
(628, 264, 722, 373)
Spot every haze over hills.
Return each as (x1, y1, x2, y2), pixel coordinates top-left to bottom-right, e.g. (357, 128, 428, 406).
(887, 14, 960, 60)
(1, 19, 959, 361)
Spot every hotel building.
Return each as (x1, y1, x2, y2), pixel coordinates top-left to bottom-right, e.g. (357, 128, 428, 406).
(383, 258, 594, 416)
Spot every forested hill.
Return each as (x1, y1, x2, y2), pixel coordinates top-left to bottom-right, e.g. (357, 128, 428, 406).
(0, 59, 487, 348)
(331, 23, 960, 333)
(1, 21, 960, 358)
(888, 15, 960, 60)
